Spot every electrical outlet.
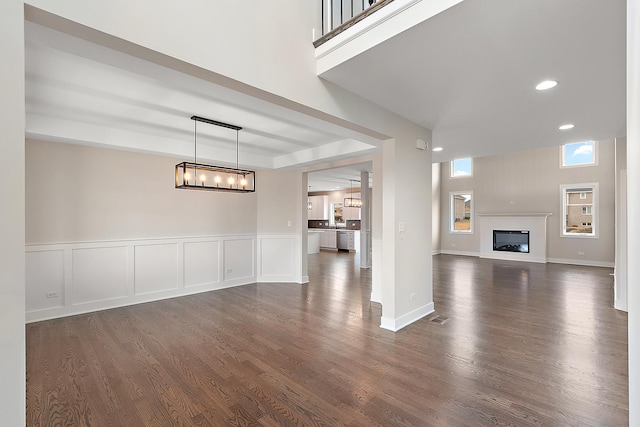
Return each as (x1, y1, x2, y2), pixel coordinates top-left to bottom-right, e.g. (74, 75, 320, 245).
(399, 222, 405, 232)
(451, 243, 457, 247)
(578, 251, 585, 256)
(287, 220, 292, 227)
(46, 292, 59, 299)
(410, 293, 416, 301)
(226, 268, 233, 274)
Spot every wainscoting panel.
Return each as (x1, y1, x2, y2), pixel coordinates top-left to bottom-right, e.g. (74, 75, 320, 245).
(134, 243, 179, 295)
(184, 241, 220, 288)
(257, 234, 302, 283)
(223, 238, 255, 282)
(72, 246, 128, 305)
(25, 249, 65, 312)
(25, 234, 260, 322)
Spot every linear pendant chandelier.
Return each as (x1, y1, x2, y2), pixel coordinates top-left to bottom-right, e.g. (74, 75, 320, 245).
(175, 115, 255, 193)
(344, 179, 362, 208)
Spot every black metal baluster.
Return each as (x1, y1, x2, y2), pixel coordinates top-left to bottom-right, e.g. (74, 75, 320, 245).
(321, 0, 325, 35)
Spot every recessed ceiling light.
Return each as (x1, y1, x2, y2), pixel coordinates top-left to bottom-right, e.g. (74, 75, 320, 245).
(559, 124, 575, 130)
(536, 80, 558, 90)
(432, 147, 443, 152)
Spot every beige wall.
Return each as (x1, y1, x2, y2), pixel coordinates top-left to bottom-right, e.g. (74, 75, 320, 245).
(256, 169, 304, 234)
(26, 140, 257, 244)
(440, 139, 616, 265)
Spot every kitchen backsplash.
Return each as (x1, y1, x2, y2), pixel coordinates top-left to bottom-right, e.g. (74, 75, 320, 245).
(308, 220, 361, 230)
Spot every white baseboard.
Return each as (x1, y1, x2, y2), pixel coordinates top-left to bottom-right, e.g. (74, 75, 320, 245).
(439, 250, 479, 257)
(431, 250, 441, 255)
(380, 302, 434, 332)
(547, 258, 614, 268)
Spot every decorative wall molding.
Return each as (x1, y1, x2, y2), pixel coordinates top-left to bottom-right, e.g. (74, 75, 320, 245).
(256, 234, 305, 283)
(25, 234, 258, 323)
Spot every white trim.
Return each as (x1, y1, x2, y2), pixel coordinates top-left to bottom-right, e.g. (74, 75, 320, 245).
(560, 182, 599, 238)
(431, 250, 441, 255)
(547, 258, 614, 268)
(449, 190, 474, 234)
(439, 249, 480, 257)
(380, 302, 434, 332)
(560, 141, 598, 168)
(257, 234, 304, 283)
(449, 158, 474, 178)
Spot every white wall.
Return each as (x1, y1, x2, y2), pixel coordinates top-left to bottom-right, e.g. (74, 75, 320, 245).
(432, 162, 441, 253)
(615, 138, 627, 311)
(440, 139, 616, 266)
(381, 134, 433, 331)
(0, 0, 25, 424)
(627, 0, 639, 422)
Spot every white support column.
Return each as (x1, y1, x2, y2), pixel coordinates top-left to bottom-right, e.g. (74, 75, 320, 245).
(0, 0, 26, 424)
(360, 171, 371, 268)
(627, 0, 640, 424)
(380, 136, 434, 331)
(371, 153, 383, 303)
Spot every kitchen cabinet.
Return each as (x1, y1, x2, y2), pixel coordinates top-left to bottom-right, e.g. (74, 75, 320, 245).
(308, 230, 321, 254)
(308, 195, 329, 220)
(319, 229, 337, 249)
(338, 230, 360, 252)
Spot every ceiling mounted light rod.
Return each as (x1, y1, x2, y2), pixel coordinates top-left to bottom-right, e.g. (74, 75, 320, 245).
(344, 179, 362, 208)
(175, 115, 255, 193)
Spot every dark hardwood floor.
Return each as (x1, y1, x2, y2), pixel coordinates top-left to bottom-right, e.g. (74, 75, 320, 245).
(26, 253, 628, 426)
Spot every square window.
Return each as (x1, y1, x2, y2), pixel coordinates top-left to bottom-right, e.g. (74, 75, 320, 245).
(450, 158, 473, 178)
(561, 141, 597, 168)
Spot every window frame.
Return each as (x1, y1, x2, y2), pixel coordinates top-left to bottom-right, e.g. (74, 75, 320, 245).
(449, 190, 474, 234)
(450, 158, 473, 179)
(560, 141, 598, 168)
(560, 183, 599, 238)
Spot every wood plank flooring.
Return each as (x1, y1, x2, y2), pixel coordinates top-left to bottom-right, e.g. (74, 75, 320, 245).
(26, 253, 628, 426)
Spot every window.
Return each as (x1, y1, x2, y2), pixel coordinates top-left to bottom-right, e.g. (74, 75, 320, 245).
(560, 183, 598, 237)
(330, 202, 344, 226)
(450, 158, 473, 178)
(450, 191, 473, 233)
(561, 141, 597, 167)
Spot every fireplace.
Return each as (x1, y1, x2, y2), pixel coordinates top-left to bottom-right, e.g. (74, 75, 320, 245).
(478, 213, 551, 263)
(493, 230, 529, 253)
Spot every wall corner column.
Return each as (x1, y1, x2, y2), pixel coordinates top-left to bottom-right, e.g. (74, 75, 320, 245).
(0, 0, 26, 424)
(627, 0, 640, 424)
(380, 135, 434, 331)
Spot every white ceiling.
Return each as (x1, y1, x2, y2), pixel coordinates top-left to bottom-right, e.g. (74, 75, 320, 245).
(25, 0, 626, 191)
(24, 22, 379, 174)
(320, 0, 626, 164)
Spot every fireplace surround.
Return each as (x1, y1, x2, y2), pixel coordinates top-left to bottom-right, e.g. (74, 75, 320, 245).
(478, 213, 552, 263)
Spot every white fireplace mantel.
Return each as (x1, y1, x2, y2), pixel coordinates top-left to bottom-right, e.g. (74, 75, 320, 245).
(477, 213, 552, 263)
